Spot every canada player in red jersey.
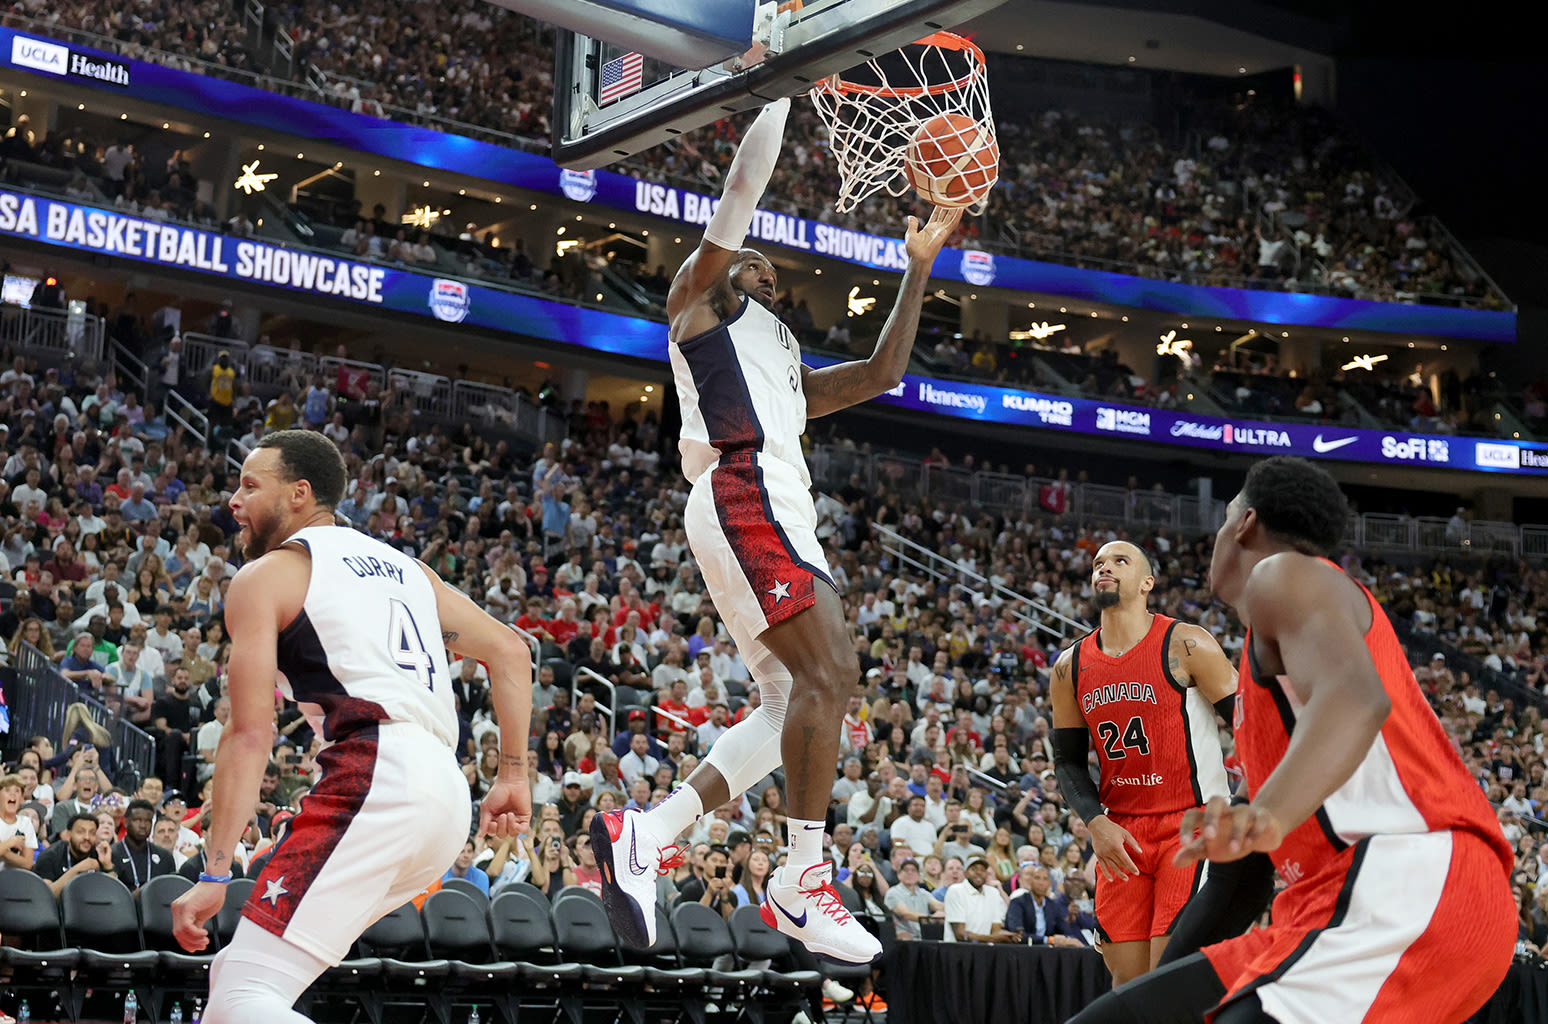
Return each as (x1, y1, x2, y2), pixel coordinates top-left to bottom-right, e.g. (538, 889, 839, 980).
(1068, 458, 1514, 1024)
(1050, 540, 1237, 986)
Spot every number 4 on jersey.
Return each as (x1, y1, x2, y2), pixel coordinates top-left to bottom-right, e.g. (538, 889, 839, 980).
(388, 598, 436, 689)
(1097, 716, 1151, 759)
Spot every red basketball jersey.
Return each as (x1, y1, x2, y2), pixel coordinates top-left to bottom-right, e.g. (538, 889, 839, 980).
(1073, 614, 1229, 818)
(1234, 565, 1514, 887)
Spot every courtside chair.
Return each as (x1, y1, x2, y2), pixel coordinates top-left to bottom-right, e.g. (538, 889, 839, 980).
(669, 902, 766, 1024)
(60, 872, 160, 1020)
(629, 905, 709, 1024)
(366, 901, 451, 1024)
(422, 889, 518, 1024)
(549, 895, 646, 1024)
(506, 881, 549, 909)
(0, 869, 81, 1020)
(136, 874, 214, 1022)
(440, 877, 491, 910)
(726, 905, 827, 1024)
(488, 890, 583, 1024)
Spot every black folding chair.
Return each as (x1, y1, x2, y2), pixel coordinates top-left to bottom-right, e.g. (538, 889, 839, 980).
(135, 874, 212, 1022)
(489, 891, 583, 1024)
(422, 890, 516, 1024)
(550, 895, 645, 1024)
(0, 870, 80, 1020)
(670, 903, 765, 1024)
(727, 905, 827, 1024)
(440, 877, 490, 910)
(60, 872, 160, 1017)
(505, 880, 549, 909)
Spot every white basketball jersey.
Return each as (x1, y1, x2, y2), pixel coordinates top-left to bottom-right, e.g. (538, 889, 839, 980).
(276, 525, 458, 748)
(670, 297, 811, 487)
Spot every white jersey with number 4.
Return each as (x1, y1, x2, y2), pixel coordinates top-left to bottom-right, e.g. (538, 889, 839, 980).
(276, 525, 457, 748)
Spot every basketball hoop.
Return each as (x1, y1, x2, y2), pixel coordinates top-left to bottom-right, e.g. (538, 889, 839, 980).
(810, 32, 997, 214)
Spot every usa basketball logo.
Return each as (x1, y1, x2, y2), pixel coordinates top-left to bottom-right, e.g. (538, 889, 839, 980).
(960, 250, 996, 286)
(560, 169, 598, 202)
(428, 279, 471, 323)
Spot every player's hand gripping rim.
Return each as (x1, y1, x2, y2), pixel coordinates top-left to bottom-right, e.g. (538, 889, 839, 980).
(1174, 796, 1285, 867)
(1088, 815, 1143, 882)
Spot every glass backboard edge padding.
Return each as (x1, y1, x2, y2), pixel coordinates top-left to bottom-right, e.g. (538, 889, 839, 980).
(552, 0, 1012, 170)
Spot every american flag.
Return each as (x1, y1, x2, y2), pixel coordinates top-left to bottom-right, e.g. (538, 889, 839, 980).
(599, 51, 644, 105)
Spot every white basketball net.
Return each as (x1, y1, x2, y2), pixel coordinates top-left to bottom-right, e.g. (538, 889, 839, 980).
(810, 32, 997, 214)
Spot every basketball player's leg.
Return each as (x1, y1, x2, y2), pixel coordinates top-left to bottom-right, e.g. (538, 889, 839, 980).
(1095, 842, 1157, 987)
(755, 580, 882, 963)
(1148, 811, 1205, 971)
(219, 726, 466, 1024)
(1065, 952, 1228, 1024)
(594, 461, 807, 945)
(207, 921, 329, 1024)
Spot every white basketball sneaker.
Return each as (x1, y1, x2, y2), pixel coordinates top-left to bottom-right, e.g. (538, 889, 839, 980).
(760, 863, 883, 965)
(592, 808, 684, 947)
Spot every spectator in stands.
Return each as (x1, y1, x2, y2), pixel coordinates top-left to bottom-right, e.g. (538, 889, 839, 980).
(885, 858, 945, 940)
(33, 813, 109, 896)
(944, 853, 1012, 943)
(109, 797, 174, 891)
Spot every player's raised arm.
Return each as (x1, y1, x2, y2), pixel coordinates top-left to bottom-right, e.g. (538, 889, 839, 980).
(418, 562, 534, 838)
(802, 205, 962, 418)
(667, 97, 791, 320)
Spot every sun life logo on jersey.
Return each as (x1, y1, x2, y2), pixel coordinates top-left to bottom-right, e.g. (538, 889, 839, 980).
(560, 168, 597, 202)
(428, 279, 470, 323)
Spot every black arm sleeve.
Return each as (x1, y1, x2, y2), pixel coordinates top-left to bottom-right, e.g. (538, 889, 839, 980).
(1159, 852, 1276, 964)
(1052, 727, 1106, 824)
(1214, 695, 1236, 734)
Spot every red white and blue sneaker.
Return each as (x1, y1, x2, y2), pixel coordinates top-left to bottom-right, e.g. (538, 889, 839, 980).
(760, 863, 882, 965)
(592, 808, 684, 947)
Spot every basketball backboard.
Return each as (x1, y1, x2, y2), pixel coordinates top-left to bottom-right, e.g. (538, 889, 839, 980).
(540, 0, 1012, 170)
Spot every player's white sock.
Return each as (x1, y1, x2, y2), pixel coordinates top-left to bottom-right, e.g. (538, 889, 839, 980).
(786, 816, 826, 873)
(643, 782, 703, 848)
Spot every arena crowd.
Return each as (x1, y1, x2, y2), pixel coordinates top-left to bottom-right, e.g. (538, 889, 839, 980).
(4, 337, 1547, 992)
(7, 0, 1508, 311)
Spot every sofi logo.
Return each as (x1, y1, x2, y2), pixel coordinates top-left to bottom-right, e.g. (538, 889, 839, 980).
(1474, 442, 1521, 470)
(11, 35, 68, 75)
(1381, 436, 1449, 463)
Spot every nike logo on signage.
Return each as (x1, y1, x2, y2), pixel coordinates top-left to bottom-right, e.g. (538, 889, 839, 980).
(767, 892, 807, 928)
(1312, 435, 1358, 453)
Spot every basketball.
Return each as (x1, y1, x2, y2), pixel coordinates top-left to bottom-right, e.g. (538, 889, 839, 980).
(904, 112, 999, 209)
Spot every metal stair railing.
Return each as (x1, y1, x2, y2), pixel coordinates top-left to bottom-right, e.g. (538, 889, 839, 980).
(871, 523, 1089, 642)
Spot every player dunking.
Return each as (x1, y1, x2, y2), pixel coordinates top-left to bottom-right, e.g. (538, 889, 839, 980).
(1070, 457, 1515, 1024)
(171, 431, 533, 1024)
(592, 96, 962, 964)
(1051, 540, 1237, 986)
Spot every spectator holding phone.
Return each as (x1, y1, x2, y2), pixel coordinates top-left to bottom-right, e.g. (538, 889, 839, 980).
(696, 844, 738, 920)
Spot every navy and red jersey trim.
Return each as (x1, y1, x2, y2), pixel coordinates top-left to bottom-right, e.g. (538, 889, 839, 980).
(676, 298, 765, 457)
(710, 455, 834, 626)
(243, 725, 379, 939)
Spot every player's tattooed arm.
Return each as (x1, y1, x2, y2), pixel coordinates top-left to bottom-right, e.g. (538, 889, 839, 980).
(441, 630, 459, 644)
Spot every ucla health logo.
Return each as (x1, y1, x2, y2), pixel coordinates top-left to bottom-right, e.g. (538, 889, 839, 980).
(560, 169, 597, 203)
(960, 250, 995, 286)
(428, 279, 471, 323)
(11, 35, 68, 75)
